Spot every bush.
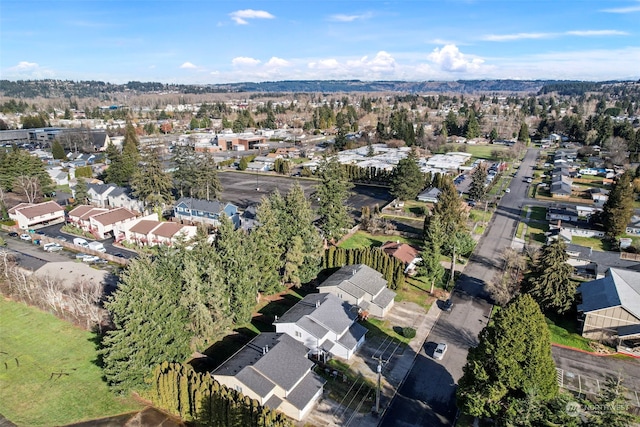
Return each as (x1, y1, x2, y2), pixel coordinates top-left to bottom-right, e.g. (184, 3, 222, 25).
(402, 327, 416, 339)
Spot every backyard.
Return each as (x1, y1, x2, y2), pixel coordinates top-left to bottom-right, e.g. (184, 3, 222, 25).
(0, 298, 142, 426)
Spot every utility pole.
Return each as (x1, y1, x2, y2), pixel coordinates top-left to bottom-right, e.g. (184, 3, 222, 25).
(374, 357, 382, 416)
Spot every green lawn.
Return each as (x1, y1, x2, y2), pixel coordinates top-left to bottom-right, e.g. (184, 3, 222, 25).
(338, 231, 421, 249)
(529, 206, 547, 222)
(545, 314, 592, 352)
(526, 222, 549, 244)
(0, 299, 142, 426)
(463, 145, 507, 160)
(516, 222, 525, 239)
(570, 236, 610, 251)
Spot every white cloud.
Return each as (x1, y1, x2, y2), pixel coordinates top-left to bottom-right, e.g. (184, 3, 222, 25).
(308, 58, 340, 70)
(347, 51, 397, 73)
(484, 29, 628, 42)
(265, 57, 290, 68)
(11, 61, 39, 71)
(329, 12, 372, 22)
(566, 30, 628, 36)
(179, 62, 197, 69)
(483, 32, 553, 42)
(229, 9, 275, 25)
(428, 44, 484, 72)
(601, 1, 640, 13)
(232, 57, 261, 67)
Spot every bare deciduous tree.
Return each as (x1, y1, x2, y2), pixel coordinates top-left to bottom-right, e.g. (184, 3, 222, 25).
(487, 248, 527, 306)
(13, 175, 41, 203)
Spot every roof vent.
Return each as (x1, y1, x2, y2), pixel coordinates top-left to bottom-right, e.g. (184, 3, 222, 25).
(352, 268, 356, 276)
(316, 300, 320, 308)
(274, 315, 278, 321)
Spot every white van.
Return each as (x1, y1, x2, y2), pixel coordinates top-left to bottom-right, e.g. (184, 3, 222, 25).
(73, 238, 90, 248)
(88, 241, 106, 253)
(43, 242, 63, 252)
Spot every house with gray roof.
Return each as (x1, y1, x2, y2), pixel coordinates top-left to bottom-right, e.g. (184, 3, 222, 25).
(85, 183, 144, 212)
(274, 293, 367, 360)
(173, 197, 239, 228)
(211, 333, 325, 421)
(417, 187, 442, 203)
(577, 268, 640, 345)
(317, 264, 396, 318)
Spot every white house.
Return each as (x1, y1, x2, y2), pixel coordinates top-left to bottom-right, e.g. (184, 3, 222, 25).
(8, 201, 65, 230)
(274, 293, 367, 361)
(212, 333, 325, 421)
(317, 264, 396, 318)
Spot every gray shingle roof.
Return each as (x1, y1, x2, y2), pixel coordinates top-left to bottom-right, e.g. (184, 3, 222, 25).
(175, 197, 225, 214)
(578, 268, 640, 319)
(285, 371, 326, 410)
(252, 334, 314, 391)
(372, 288, 397, 309)
(236, 367, 274, 398)
(263, 394, 283, 411)
(318, 264, 387, 298)
(337, 323, 368, 351)
(276, 293, 359, 337)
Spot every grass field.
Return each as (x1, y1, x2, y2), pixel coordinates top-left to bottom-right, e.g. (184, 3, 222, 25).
(529, 206, 547, 221)
(463, 145, 507, 160)
(0, 298, 142, 426)
(338, 231, 422, 249)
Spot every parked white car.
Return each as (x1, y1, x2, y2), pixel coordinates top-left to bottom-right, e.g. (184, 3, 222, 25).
(43, 243, 63, 252)
(434, 343, 447, 360)
(20, 233, 31, 241)
(81, 255, 100, 263)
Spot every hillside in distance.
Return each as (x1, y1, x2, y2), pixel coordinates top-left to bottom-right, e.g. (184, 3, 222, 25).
(2, 79, 631, 99)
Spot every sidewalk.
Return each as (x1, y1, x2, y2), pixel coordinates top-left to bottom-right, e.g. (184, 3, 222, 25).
(303, 302, 442, 426)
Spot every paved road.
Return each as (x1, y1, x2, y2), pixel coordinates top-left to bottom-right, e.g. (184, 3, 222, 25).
(380, 149, 540, 427)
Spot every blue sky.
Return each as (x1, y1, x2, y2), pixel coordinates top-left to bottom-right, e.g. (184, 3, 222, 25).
(2, 0, 639, 83)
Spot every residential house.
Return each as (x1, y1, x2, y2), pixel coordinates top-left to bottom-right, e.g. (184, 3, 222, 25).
(274, 293, 367, 361)
(550, 175, 573, 198)
(86, 183, 145, 212)
(626, 216, 640, 236)
(68, 205, 138, 239)
(417, 187, 442, 203)
(317, 264, 396, 318)
(173, 197, 240, 228)
(577, 268, 640, 345)
(211, 333, 325, 421)
(124, 219, 197, 247)
(8, 201, 65, 230)
(590, 188, 610, 207)
(46, 167, 69, 186)
(546, 207, 579, 222)
(380, 241, 422, 274)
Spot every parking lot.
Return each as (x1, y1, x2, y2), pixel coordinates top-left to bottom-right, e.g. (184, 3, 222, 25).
(218, 171, 392, 217)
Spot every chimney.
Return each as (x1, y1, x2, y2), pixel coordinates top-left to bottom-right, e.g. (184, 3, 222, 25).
(557, 219, 561, 228)
(352, 268, 356, 276)
(316, 300, 320, 308)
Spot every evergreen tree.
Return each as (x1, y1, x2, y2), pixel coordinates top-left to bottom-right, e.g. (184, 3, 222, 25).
(457, 294, 558, 420)
(283, 183, 323, 284)
(131, 148, 173, 211)
(192, 152, 222, 201)
(444, 110, 459, 136)
(0, 148, 54, 196)
(250, 196, 285, 294)
(316, 156, 354, 241)
(390, 148, 424, 201)
(73, 178, 89, 205)
(465, 111, 480, 139)
(602, 171, 635, 237)
(489, 128, 498, 142)
(589, 376, 636, 426)
(51, 140, 66, 159)
(518, 122, 531, 143)
(104, 124, 140, 186)
(524, 239, 576, 314)
(100, 255, 192, 393)
(417, 238, 445, 294)
(468, 163, 488, 201)
(213, 215, 258, 323)
(426, 177, 465, 240)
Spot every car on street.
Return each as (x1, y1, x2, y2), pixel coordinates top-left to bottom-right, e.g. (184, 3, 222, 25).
(526, 178, 533, 183)
(8, 232, 19, 238)
(57, 236, 68, 242)
(434, 343, 448, 360)
(76, 253, 89, 259)
(81, 255, 100, 263)
(443, 299, 453, 312)
(505, 188, 511, 193)
(19, 233, 31, 241)
(43, 243, 63, 252)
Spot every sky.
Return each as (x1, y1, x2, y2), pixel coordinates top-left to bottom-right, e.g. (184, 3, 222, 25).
(1, 0, 639, 84)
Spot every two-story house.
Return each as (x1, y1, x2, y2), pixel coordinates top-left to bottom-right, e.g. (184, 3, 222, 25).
(8, 201, 65, 230)
(124, 219, 197, 247)
(274, 293, 367, 361)
(86, 183, 144, 212)
(317, 264, 396, 318)
(173, 197, 240, 228)
(211, 333, 325, 421)
(68, 205, 138, 239)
